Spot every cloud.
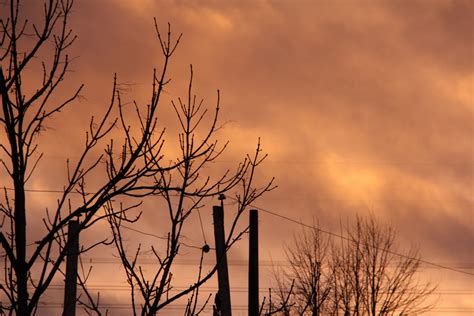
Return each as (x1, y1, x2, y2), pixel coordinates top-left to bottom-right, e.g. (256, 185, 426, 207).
(2, 0, 472, 313)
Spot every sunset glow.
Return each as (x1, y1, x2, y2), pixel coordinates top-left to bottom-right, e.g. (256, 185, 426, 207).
(0, 0, 472, 315)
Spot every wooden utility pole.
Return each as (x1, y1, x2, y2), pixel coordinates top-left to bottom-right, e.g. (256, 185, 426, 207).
(213, 205, 232, 316)
(248, 209, 259, 316)
(63, 220, 79, 316)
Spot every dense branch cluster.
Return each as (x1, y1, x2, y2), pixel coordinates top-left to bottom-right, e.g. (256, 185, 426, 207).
(0, 1, 274, 314)
(263, 216, 436, 316)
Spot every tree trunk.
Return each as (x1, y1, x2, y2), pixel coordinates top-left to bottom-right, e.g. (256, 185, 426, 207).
(14, 174, 28, 315)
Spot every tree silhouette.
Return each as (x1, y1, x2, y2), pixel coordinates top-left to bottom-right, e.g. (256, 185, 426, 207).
(0, 0, 273, 314)
(267, 215, 436, 315)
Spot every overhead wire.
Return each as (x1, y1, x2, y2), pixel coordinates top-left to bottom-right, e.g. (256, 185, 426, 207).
(196, 207, 208, 245)
(0, 187, 207, 251)
(120, 224, 206, 251)
(1, 187, 472, 276)
(226, 197, 474, 277)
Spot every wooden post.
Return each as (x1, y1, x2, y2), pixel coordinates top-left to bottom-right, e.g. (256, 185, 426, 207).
(63, 220, 79, 316)
(213, 205, 232, 316)
(248, 209, 259, 316)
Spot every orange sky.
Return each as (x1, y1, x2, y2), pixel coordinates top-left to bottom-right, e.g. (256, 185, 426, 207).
(2, 0, 473, 314)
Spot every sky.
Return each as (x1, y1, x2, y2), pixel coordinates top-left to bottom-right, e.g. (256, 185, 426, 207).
(1, 0, 473, 314)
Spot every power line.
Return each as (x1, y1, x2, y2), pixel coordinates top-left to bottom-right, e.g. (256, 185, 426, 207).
(40, 284, 474, 295)
(0, 187, 206, 251)
(2, 188, 473, 276)
(72, 255, 474, 271)
(120, 224, 209, 251)
(231, 198, 474, 277)
(102, 204, 474, 274)
(31, 302, 474, 313)
(5, 187, 471, 205)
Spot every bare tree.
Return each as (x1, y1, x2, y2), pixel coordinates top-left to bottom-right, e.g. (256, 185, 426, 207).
(331, 219, 364, 316)
(259, 281, 295, 316)
(0, 0, 273, 314)
(106, 63, 274, 312)
(268, 216, 436, 315)
(276, 227, 333, 316)
(337, 216, 436, 315)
